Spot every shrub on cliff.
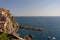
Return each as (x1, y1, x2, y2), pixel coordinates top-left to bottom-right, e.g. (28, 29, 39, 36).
(0, 33, 9, 40)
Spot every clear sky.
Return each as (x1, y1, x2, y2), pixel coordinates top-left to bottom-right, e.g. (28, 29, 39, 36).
(0, 0, 60, 16)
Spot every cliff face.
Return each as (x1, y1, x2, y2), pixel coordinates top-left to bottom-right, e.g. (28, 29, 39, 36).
(0, 8, 24, 40)
(0, 8, 19, 34)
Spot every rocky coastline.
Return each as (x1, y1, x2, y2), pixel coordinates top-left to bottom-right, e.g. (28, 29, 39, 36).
(0, 8, 43, 40)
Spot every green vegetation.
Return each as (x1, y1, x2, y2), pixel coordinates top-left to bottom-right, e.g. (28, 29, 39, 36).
(0, 33, 9, 40)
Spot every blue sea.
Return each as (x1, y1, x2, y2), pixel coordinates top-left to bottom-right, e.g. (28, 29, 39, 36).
(14, 16, 60, 40)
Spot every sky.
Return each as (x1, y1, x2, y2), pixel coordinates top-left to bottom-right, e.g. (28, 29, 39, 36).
(0, 0, 60, 16)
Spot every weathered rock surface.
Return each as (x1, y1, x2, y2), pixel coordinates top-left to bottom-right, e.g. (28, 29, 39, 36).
(0, 8, 23, 40)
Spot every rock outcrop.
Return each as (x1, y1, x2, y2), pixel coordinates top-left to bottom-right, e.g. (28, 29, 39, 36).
(0, 8, 24, 40)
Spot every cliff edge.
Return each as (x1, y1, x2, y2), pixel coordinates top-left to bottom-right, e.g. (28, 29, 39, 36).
(0, 8, 24, 40)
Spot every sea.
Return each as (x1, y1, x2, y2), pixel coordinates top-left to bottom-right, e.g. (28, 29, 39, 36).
(14, 16, 60, 40)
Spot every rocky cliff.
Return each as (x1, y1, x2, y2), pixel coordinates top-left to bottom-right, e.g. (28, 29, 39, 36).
(0, 8, 24, 40)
